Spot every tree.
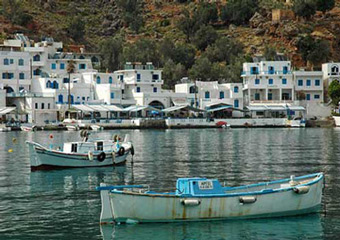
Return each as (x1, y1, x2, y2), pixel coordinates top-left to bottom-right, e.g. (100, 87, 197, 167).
(204, 37, 244, 64)
(263, 46, 277, 61)
(98, 37, 123, 72)
(297, 35, 330, 67)
(328, 80, 340, 106)
(122, 39, 160, 66)
(196, 2, 219, 24)
(177, 9, 200, 42)
(221, 0, 258, 25)
(193, 25, 218, 51)
(116, 0, 144, 33)
(189, 57, 213, 81)
(67, 16, 85, 42)
(162, 60, 186, 89)
(292, 0, 316, 19)
(2, 0, 32, 26)
(172, 43, 196, 69)
(314, 0, 335, 13)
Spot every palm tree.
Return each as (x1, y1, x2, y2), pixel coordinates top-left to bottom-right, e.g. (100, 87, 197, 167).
(66, 60, 75, 113)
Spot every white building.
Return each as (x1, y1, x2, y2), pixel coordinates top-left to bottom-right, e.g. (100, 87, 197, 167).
(242, 60, 294, 105)
(175, 80, 244, 117)
(293, 70, 323, 102)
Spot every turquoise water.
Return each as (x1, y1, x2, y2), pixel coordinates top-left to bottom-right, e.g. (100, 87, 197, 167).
(1, 128, 340, 239)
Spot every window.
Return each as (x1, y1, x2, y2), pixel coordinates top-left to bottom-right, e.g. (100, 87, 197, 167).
(282, 78, 287, 85)
(46, 81, 52, 88)
(60, 63, 65, 70)
(3, 58, 9, 65)
(250, 67, 258, 74)
(205, 91, 210, 99)
(234, 86, 239, 93)
(234, 99, 239, 108)
(51, 63, 56, 70)
(109, 76, 113, 84)
(315, 79, 320, 86)
(33, 55, 40, 61)
(48, 103, 50, 109)
(220, 91, 224, 99)
(268, 79, 273, 85)
(153, 87, 157, 93)
(79, 64, 86, 69)
(96, 76, 101, 84)
(82, 97, 85, 100)
(53, 81, 59, 89)
(137, 73, 141, 82)
(35, 103, 38, 109)
(19, 73, 25, 79)
(283, 66, 288, 74)
(306, 79, 311, 86)
(10, 59, 14, 64)
(314, 94, 320, 99)
(3, 73, 14, 79)
(63, 78, 69, 83)
(268, 66, 274, 74)
(58, 94, 63, 103)
(282, 93, 290, 100)
(268, 93, 273, 100)
(71, 144, 78, 153)
(111, 92, 115, 99)
(189, 86, 197, 94)
(33, 69, 41, 76)
(298, 79, 303, 86)
(306, 94, 310, 101)
(120, 75, 124, 81)
(255, 93, 260, 100)
(18, 59, 24, 66)
(136, 87, 140, 93)
(331, 65, 339, 75)
(152, 74, 159, 81)
(255, 79, 260, 85)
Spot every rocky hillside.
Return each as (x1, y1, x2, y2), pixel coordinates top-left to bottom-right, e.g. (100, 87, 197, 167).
(1, 0, 340, 86)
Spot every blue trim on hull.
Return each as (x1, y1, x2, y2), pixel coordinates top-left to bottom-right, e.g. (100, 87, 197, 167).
(113, 205, 321, 224)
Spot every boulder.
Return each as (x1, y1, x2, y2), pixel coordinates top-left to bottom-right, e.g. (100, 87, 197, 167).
(249, 12, 266, 28)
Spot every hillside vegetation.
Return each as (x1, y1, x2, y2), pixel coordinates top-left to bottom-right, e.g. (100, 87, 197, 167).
(1, 0, 340, 88)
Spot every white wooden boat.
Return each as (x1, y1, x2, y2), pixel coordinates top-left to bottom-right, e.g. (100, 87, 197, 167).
(20, 125, 37, 131)
(333, 116, 340, 127)
(66, 125, 79, 131)
(26, 132, 134, 171)
(0, 124, 11, 132)
(97, 173, 324, 224)
(91, 124, 102, 131)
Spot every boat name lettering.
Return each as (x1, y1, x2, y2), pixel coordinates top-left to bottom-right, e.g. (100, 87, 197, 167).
(198, 180, 213, 190)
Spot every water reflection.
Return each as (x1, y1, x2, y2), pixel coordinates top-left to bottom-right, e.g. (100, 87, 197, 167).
(101, 215, 323, 240)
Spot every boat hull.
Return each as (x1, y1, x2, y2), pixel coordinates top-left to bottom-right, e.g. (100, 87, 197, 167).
(100, 175, 323, 223)
(333, 116, 340, 127)
(27, 142, 130, 171)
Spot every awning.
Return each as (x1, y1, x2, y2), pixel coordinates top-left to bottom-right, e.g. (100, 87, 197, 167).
(101, 105, 123, 112)
(288, 106, 305, 111)
(86, 104, 109, 112)
(162, 105, 205, 113)
(123, 105, 159, 112)
(205, 102, 232, 109)
(247, 106, 267, 111)
(73, 105, 94, 112)
(0, 107, 16, 115)
(206, 105, 233, 113)
(247, 105, 306, 112)
(267, 106, 286, 111)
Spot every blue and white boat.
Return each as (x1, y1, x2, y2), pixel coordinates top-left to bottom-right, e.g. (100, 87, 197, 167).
(97, 173, 324, 224)
(26, 132, 134, 171)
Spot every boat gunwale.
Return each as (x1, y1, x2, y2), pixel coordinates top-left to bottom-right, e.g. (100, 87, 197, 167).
(107, 173, 324, 198)
(26, 140, 131, 158)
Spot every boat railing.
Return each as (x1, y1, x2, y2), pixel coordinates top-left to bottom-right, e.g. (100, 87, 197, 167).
(96, 185, 150, 192)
